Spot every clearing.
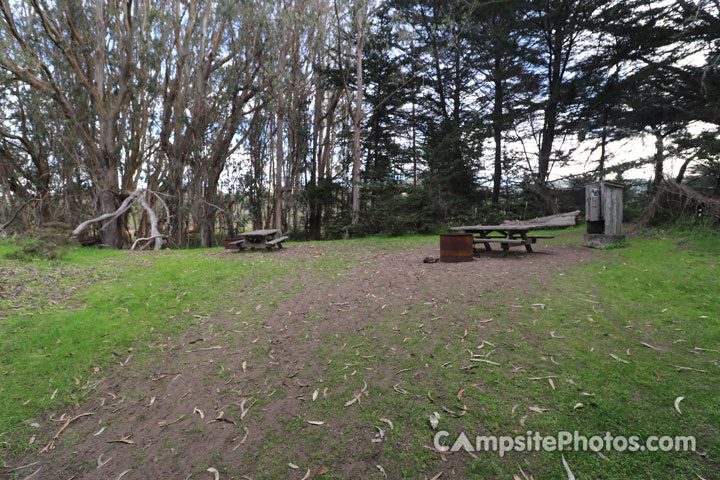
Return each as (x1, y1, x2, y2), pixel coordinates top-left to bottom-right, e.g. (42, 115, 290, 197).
(0, 230, 718, 479)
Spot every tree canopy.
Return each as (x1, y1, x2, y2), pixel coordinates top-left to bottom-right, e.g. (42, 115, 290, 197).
(1, 0, 718, 247)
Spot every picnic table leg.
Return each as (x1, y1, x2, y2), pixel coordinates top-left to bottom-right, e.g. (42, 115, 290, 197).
(478, 231, 491, 251)
(502, 243, 509, 257)
(520, 232, 533, 253)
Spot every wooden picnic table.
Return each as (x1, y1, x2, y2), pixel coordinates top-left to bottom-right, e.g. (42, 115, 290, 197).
(450, 224, 553, 257)
(228, 229, 289, 251)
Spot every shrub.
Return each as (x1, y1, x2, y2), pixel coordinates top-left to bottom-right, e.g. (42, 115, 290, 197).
(5, 226, 75, 261)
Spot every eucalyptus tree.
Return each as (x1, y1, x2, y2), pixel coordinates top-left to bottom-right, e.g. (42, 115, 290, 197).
(188, 0, 268, 247)
(0, 0, 159, 247)
(330, 0, 380, 228)
(307, 0, 343, 239)
(0, 79, 57, 224)
(154, 0, 267, 247)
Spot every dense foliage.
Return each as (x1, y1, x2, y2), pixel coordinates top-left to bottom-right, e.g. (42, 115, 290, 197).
(0, 0, 718, 246)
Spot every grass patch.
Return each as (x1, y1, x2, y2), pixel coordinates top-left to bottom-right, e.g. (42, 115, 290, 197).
(0, 244, 341, 459)
(240, 230, 719, 479)
(0, 230, 718, 479)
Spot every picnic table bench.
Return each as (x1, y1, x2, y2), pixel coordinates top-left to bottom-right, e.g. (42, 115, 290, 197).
(450, 224, 554, 257)
(228, 229, 288, 251)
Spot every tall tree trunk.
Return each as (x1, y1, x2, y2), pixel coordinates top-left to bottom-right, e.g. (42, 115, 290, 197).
(167, 162, 186, 248)
(598, 108, 609, 177)
(198, 181, 217, 248)
(491, 54, 504, 204)
(537, 1, 568, 188)
(98, 188, 122, 248)
(675, 158, 692, 184)
(652, 130, 665, 188)
(351, 26, 364, 227)
(274, 107, 284, 231)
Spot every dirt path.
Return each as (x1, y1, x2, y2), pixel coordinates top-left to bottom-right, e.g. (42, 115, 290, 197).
(9, 237, 598, 479)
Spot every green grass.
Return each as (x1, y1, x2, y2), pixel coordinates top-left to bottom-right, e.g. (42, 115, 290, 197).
(0, 230, 718, 478)
(0, 243, 324, 457)
(244, 229, 719, 479)
(0, 235, 435, 459)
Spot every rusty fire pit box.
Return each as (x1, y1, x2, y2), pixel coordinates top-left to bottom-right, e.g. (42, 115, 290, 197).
(439, 233, 474, 263)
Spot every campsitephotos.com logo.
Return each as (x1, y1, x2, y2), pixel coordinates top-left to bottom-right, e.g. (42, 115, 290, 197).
(433, 430, 696, 457)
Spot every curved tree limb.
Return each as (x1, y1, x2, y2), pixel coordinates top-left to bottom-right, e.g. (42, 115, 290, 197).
(199, 197, 244, 224)
(73, 190, 167, 250)
(72, 190, 142, 237)
(131, 234, 167, 251)
(148, 190, 171, 231)
(136, 194, 163, 250)
(0, 197, 36, 232)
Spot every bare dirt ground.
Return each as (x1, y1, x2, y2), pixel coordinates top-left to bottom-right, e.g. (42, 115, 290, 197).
(8, 237, 598, 480)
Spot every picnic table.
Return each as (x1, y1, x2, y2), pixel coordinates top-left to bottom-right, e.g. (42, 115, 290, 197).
(228, 229, 288, 251)
(449, 224, 554, 257)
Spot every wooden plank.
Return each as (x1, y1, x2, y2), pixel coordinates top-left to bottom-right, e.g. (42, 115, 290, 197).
(266, 235, 289, 246)
(502, 211, 580, 228)
(239, 229, 280, 237)
(453, 211, 578, 233)
(452, 225, 537, 232)
(602, 183, 623, 235)
(472, 238, 525, 245)
(243, 241, 268, 249)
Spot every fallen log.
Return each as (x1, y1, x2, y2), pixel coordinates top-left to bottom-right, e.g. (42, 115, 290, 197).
(502, 210, 580, 228)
